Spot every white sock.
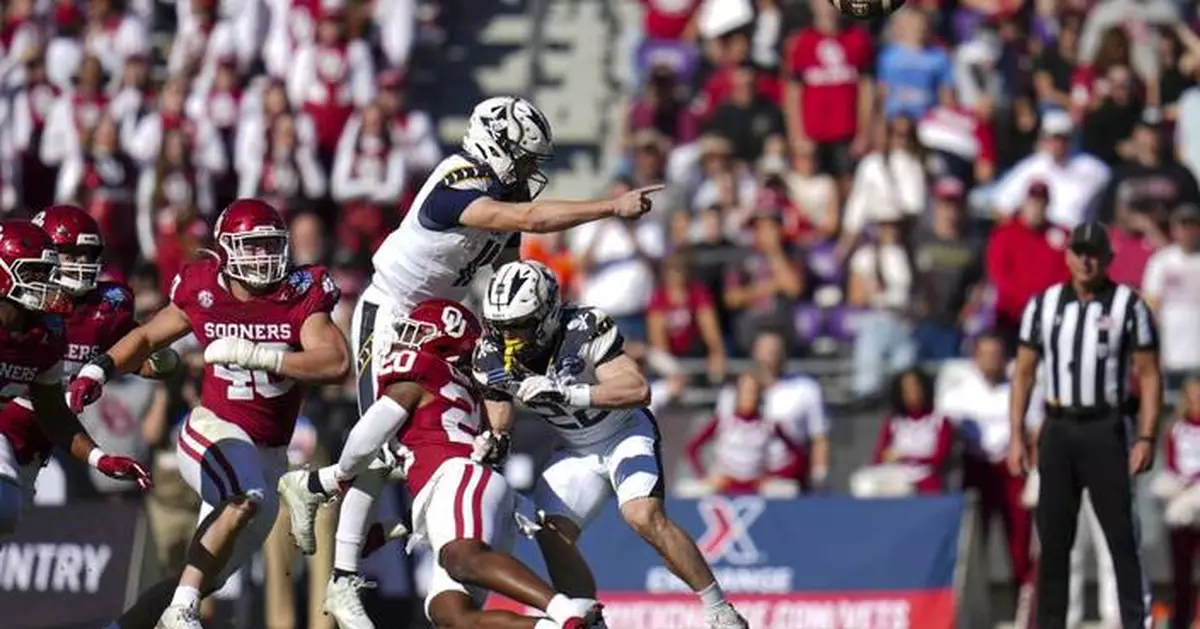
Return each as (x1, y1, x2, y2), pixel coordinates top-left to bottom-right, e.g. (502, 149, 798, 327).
(332, 467, 386, 573)
(169, 585, 201, 611)
(533, 620, 558, 629)
(545, 594, 578, 624)
(698, 582, 726, 610)
(336, 397, 408, 479)
(317, 465, 343, 493)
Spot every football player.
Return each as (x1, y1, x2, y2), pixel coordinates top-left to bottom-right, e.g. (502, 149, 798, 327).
(321, 298, 606, 629)
(277, 95, 661, 626)
(68, 199, 351, 629)
(473, 261, 750, 629)
(0, 219, 151, 538)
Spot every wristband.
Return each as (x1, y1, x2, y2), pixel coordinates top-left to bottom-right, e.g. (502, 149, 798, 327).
(86, 448, 105, 469)
(92, 354, 117, 381)
(565, 384, 592, 408)
(1135, 436, 1155, 445)
(78, 363, 109, 385)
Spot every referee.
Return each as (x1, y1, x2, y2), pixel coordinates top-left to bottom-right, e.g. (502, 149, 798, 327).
(1007, 221, 1161, 629)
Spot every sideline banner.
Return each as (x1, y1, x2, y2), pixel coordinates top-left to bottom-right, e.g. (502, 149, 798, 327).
(491, 495, 964, 629)
(0, 501, 142, 628)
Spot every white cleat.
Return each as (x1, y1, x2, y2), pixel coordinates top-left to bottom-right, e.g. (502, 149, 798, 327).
(277, 469, 325, 555)
(324, 574, 377, 629)
(706, 602, 750, 629)
(156, 605, 203, 629)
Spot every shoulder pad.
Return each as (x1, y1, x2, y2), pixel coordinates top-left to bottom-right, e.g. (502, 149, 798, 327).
(440, 165, 494, 192)
(563, 307, 613, 339)
(284, 267, 316, 296)
(472, 337, 516, 387)
(97, 282, 134, 312)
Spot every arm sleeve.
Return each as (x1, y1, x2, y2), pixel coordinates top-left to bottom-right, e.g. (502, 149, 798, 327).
(1018, 294, 1044, 352)
(417, 184, 487, 231)
(1128, 298, 1159, 351)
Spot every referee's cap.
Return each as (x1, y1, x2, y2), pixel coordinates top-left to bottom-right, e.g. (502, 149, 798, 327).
(1068, 221, 1112, 256)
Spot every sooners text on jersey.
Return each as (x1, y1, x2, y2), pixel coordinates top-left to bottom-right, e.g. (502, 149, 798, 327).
(171, 257, 340, 446)
(63, 281, 137, 374)
(377, 347, 485, 496)
(0, 315, 67, 464)
(0, 281, 136, 464)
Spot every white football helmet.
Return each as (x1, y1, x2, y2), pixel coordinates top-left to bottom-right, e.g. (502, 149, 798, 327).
(482, 260, 561, 357)
(462, 96, 554, 198)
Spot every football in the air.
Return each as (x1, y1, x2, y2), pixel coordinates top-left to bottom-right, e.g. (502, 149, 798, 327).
(832, 0, 906, 18)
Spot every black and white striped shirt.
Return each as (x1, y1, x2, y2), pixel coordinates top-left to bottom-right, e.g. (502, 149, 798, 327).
(1018, 281, 1158, 410)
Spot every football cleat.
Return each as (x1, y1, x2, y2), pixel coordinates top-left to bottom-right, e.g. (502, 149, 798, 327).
(324, 574, 377, 629)
(277, 469, 325, 555)
(156, 605, 203, 629)
(706, 602, 750, 629)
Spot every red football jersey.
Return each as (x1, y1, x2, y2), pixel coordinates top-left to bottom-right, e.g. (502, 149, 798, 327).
(62, 281, 137, 376)
(0, 315, 68, 464)
(377, 348, 485, 495)
(170, 257, 340, 446)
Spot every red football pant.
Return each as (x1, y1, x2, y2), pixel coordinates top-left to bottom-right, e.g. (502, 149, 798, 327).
(964, 456, 1033, 585)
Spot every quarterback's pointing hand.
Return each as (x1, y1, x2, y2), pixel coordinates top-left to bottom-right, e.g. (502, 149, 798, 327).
(612, 184, 665, 219)
(204, 337, 285, 372)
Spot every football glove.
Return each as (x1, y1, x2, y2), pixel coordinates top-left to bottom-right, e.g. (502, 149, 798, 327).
(204, 337, 285, 372)
(516, 375, 568, 405)
(93, 454, 153, 491)
(66, 364, 107, 413)
(471, 430, 511, 465)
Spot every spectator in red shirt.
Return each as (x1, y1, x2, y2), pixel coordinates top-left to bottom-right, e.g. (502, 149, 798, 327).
(647, 251, 727, 383)
(693, 32, 781, 121)
(852, 368, 954, 496)
(986, 180, 1071, 346)
(782, 0, 875, 180)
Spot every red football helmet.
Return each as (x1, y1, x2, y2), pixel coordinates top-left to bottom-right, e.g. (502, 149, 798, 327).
(393, 299, 482, 365)
(0, 220, 69, 313)
(214, 198, 290, 288)
(31, 204, 104, 296)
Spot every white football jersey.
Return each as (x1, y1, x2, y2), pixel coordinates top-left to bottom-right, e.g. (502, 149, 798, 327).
(472, 306, 642, 447)
(370, 153, 519, 312)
